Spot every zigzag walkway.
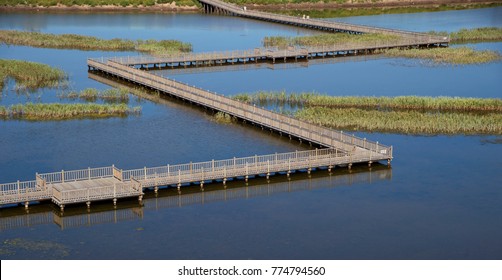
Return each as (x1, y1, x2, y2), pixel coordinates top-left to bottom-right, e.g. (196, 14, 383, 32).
(1, 4, 403, 210)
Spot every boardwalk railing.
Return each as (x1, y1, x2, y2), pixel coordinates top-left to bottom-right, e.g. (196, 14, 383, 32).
(38, 166, 117, 184)
(122, 148, 384, 188)
(51, 180, 142, 206)
(89, 58, 392, 157)
(0, 180, 50, 205)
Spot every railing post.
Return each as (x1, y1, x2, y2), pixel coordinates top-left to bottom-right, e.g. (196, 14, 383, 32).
(88, 167, 91, 180)
(212, 160, 215, 173)
(144, 167, 147, 180)
(62, 170, 65, 183)
(167, 164, 170, 177)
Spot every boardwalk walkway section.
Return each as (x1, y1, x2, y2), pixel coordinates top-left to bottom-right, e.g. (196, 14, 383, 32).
(2, 147, 390, 211)
(198, 0, 448, 43)
(0, 168, 391, 231)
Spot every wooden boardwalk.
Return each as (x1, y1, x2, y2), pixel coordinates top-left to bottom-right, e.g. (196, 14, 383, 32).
(1, 2, 410, 210)
(0, 168, 391, 230)
(198, 0, 449, 42)
(111, 37, 448, 70)
(2, 57, 393, 210)
(1, 146, 391, 211)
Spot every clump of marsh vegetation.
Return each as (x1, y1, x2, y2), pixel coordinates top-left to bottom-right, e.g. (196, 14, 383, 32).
(59, 88, 130, 103)
(429, 27, 502, 43)
(296, 107, 502, 135)
(233, 91, 502, 135)
(383, 46, 501, 65)
(213, 111, 236, 124)
(0, 30, 192, 55)
(234, 91, 502, 113)
(0, 59, 67, 91)
(0, 103, 141, 120)
(263, 33, 402, 49)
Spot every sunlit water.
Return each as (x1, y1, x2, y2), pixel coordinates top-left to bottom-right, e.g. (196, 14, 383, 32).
(0, 8, 501, 259)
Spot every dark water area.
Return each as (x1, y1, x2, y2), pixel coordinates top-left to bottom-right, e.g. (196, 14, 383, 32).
(1, 8, 502, 259)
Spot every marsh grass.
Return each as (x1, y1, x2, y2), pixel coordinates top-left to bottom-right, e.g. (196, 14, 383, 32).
(59, 88, 130, 103)
(0, 103, 140, 120)
(263, 33, 401, 48)
(0, 30, 192, 55)
(295, 107, 502, 135)
(213, 111, 236, 124)
(234, 91, 502, 113)
(234, 92, 502, 135)
(429, 27, 502, 43)
(383, 47, 501, 65)
(0, 59, 67, 91)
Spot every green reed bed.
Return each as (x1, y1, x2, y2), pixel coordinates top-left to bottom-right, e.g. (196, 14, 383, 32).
(384, 47, 501, 65)
(234, 92, 502, 113)
(263, 33, 401, 48)
(59, 88, 130, 103)
(0, 103, 140, 120)
(429, 27, 502, 43)
(233, 92, 502, 135)
(296, 107, 502, 135)
(0, 30, 192, 55)
(0, 59, 67, 91)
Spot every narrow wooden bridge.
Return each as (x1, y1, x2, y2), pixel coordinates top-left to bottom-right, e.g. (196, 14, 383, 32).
(0, 168, 391, 230)
(112, 36, 448, 70)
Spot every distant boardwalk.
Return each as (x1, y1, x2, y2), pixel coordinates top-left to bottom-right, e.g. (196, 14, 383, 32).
(197, 0, 448, 43)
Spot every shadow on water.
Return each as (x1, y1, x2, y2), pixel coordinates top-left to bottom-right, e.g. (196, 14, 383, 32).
(0, 164, 391, 231)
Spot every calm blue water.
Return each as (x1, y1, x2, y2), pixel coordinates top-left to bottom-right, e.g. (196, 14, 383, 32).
(0, 8, 501, 259)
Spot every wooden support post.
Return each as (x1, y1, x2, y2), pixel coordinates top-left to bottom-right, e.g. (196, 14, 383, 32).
(266, 160, 270, 180)
(86, 201, 91, 209)
(245, 163, 249, 182)
(113, 198, 117, 206)
(24, 201, 29, 209)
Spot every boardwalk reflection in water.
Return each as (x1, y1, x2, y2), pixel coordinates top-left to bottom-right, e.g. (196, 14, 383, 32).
(0, 165, 391, 231)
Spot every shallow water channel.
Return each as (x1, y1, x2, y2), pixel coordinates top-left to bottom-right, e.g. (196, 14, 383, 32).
(0, 8, 501, 259)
